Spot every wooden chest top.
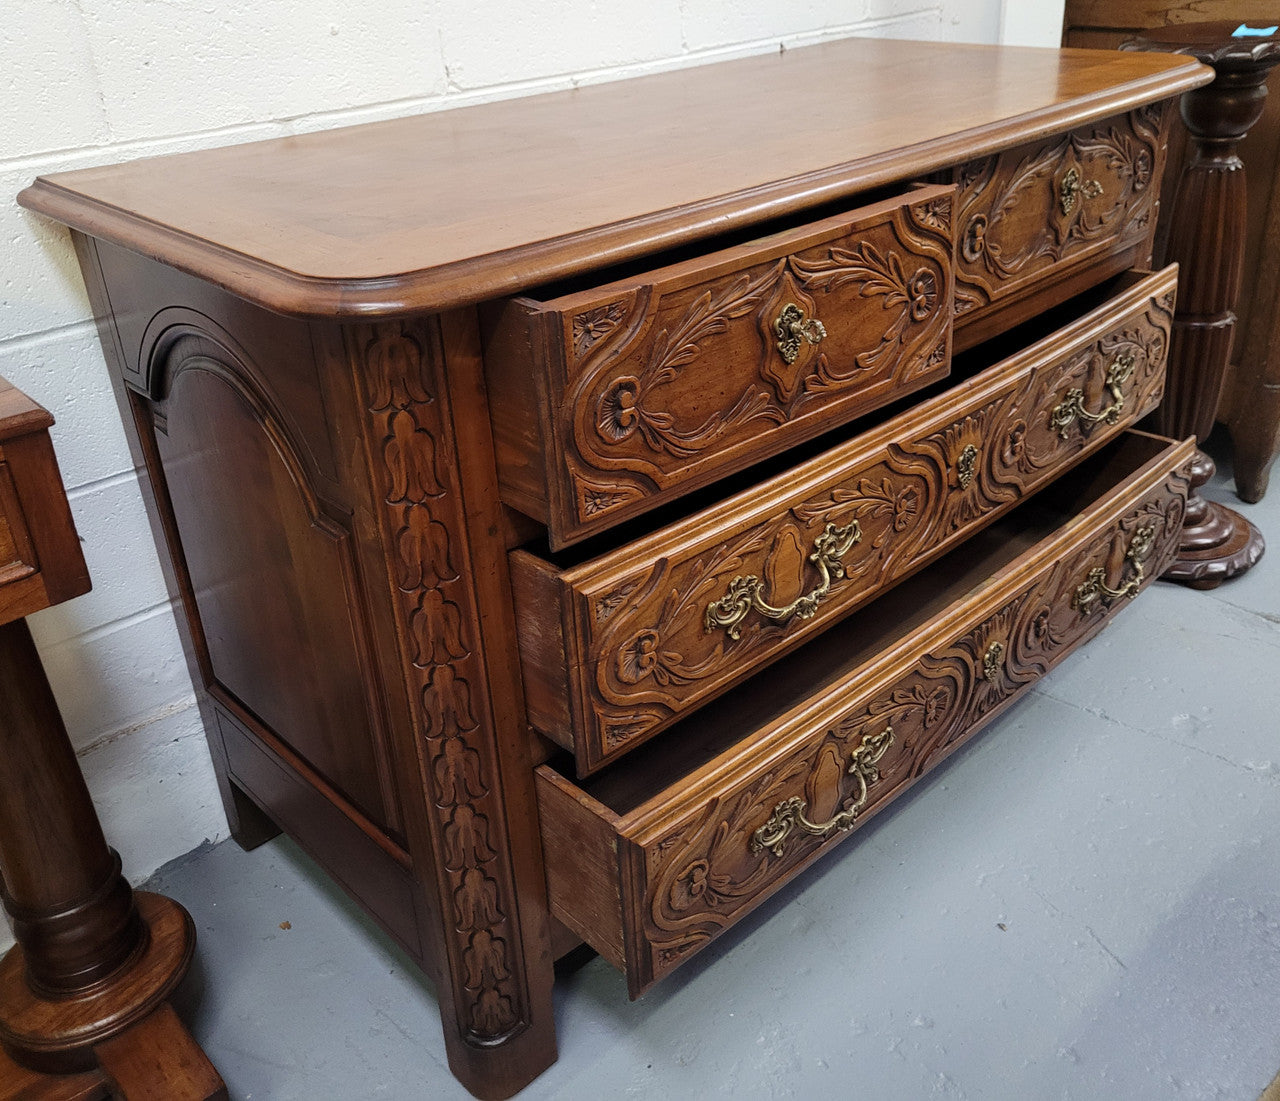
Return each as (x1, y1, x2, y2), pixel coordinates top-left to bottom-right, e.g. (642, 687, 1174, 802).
(18, 38, 1207, 317)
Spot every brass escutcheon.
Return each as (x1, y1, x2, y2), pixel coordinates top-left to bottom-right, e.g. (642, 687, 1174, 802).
(1072, 524, 1156, 613)
(982, 639, 1005, 681)
(751, 726, 895, 857)
(704, 520, 861, 640)
(957, 443, 980, 489)
(1049, 352, 1137, 441)
(774, 302, 827, 365)
(1060, 166, 1103, 215)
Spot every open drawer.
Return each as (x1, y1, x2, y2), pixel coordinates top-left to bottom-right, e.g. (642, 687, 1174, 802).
(513, 266, 1177, 773)
(535, 431, 1194, 996)
(484, 185, 955, 548)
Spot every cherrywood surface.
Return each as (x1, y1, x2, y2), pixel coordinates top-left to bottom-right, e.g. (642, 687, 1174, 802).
(538, 432, 1194, 996)
(22, 38, 1211, 1099)
(0, 620, 141, 1001)
(1063, 1, 1280, 500)
(513, 267, 1176, 772)
(0, 1049, 107, 1101)
(484, 185, 955, 547)
(18, 40, 1208, 317)
(1127, 24, 1271, 587)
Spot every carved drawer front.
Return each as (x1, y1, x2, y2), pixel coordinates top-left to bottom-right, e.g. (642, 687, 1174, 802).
(536, 431, 1194, 997)
(949, 105, 1167, 328)
(484, 185, 956, 549)
(511, 265, 1177, 774)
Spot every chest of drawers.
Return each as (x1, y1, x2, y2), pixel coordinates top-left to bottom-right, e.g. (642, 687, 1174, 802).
(19, 37, 1211, 1099)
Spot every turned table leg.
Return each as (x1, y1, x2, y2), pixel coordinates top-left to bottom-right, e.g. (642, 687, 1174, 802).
(0, 619, 225, 1099)
(1126, 23, 1277, 588)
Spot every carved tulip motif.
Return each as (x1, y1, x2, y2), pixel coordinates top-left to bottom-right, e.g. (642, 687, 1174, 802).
(361, 320, 527, 1045)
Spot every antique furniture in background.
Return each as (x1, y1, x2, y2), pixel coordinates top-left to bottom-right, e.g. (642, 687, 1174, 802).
(18, 39, 1210, 1098)
(1123, 23, 1274, 586)
(0, 378, 225, 1099)
(1064, 2, 1280, 501)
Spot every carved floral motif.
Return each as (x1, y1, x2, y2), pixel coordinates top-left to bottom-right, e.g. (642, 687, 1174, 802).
(561, 195, 954, 530)
(953, 108, 1164, 315)
(572, 301, 629, 359)
(357, 321, 528, 1047)
(636, 467, 1190, 980)
(575, 289, 1174, 767)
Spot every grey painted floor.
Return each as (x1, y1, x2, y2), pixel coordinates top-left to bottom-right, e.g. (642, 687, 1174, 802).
(148, 448, 1280, 1101)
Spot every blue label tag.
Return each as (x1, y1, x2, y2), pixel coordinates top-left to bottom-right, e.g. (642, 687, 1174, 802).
(1233, 23, 1278, 37)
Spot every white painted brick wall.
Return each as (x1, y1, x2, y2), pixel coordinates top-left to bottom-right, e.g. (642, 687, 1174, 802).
(4, 1, 1063, 947)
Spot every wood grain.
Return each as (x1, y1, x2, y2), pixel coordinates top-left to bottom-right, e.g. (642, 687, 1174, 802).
(19, 40, 1209, 317)
(32, 37, 1206, 1099)
(514, 267, 1177, 773)
(95, 1004, 227, 1101)
(537, 432, 1194, 996)
(485, 186, 955, 547)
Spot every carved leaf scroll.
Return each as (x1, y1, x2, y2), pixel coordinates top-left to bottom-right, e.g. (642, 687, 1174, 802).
(953, 107, 1164, 316)
(558, 192, 955, 533)
(575, 287, 1173, 767)
(636, 467, 1190, 981)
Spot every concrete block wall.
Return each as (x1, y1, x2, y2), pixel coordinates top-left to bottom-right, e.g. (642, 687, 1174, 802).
(4, 0, 1064, 945)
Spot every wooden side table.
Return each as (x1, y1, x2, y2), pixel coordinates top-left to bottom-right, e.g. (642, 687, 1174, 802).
(1124, 22, 1273, 587)
(0, 378, 225, 1099)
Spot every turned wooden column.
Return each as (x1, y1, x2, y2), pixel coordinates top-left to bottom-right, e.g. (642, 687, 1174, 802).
(1125, 23, 1274, 587)
(0, 377, 225, 1099)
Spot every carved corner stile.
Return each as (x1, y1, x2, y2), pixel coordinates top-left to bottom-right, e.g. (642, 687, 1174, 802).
(348, 311, 556, 1097)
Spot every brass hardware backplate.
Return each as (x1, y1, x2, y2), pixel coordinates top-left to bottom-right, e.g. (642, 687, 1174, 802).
(957, 443, 979, 489)
(1060, 166, 1103, 215)
(705, 519, 861, 640)
(1049, 352, 1137, 441)
(982, 639, 1005, 681)
(751, 726, 895, 857)
(1072, 523, 1156, 613)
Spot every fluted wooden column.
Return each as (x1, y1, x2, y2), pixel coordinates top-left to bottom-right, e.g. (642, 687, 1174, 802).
(1125, 23, 1275, 588)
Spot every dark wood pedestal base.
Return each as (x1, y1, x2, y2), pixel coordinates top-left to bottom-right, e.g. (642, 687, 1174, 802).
(1125, 23, 1279, 587)
(0, 376, 227, 1100)
(0, 893, 193, 1074)
(0, 996, 225, 1101)
(1162, 450, 1265, 588)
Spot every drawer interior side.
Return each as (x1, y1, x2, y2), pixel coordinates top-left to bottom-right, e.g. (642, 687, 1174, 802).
(509, 550, 575, 747)
(535, 766, 626, 971)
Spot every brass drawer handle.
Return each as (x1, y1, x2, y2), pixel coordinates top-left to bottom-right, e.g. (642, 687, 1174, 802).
(704, 520, 861, 640)
(751, 726, 895, 857)
(1060, 166, 1103, 215)
(1072, 524, 1156, 613)
(774, 302, 827, 365)
(1048, 352, 1136, 440)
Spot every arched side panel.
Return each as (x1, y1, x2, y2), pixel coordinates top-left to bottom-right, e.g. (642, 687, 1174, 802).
(148, 334, 404, 842)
